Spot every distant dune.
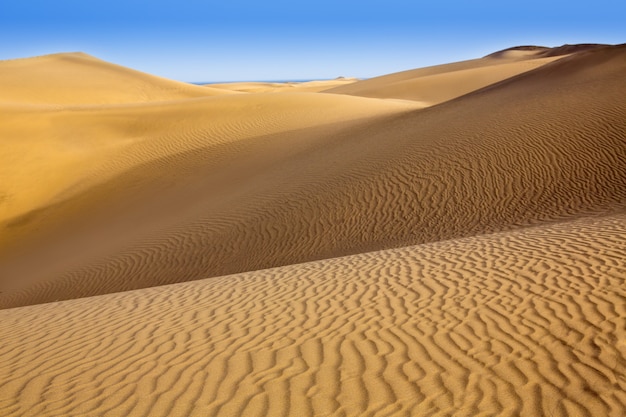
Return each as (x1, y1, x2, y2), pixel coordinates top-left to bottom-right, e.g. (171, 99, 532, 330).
(483, 43, 608, 58)
(322, 44, 593, 104)
(0, 52, 231, 106)
(208, 78, 359, 93)
(0, 43, 625, 416)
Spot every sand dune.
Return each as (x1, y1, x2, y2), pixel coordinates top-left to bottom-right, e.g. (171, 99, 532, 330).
(1, 44, 624, 308)
(1, 213, 624, 416)
(0, 53, 231, 106)
(483, 43, 607, 59)
(324, 48, 569, 105)
(1, 43, 625, 416)
(0, 92, 419, 231)
(208, 78, 359, 93)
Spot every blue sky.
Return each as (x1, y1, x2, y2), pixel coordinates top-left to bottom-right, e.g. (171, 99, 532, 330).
(1, 1, 624, 82)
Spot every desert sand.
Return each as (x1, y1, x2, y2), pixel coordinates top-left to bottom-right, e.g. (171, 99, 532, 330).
(323, 48, 568, 105)
(0, 44, 625, 416)
(208, 78, 359, 93)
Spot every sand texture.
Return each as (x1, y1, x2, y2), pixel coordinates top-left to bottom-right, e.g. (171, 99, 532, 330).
(1, 214, 625, 416)
(1, 43, 626, 416)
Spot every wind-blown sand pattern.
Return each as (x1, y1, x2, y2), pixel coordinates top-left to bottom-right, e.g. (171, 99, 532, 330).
(1, 43, 625, 416)
(1, 214, 625, 416)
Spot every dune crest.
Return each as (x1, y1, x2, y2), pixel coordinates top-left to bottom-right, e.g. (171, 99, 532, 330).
(323, 46, 573, 104)
(325, 44, 612, 105)
(484, 43, 607, 58)
(0, 52, 231, 106)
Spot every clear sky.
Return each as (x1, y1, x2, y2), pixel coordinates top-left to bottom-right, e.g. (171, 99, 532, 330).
(1, 1, 624, 82)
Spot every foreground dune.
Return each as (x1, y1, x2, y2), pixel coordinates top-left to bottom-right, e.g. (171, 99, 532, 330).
(1, 213, 624, 416)
(1, 44, 625, 308)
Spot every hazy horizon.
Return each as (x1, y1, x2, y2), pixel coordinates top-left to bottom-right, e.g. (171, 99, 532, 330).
(2, 0, 625, 82)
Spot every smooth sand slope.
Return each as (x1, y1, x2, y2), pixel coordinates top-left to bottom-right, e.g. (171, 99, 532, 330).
(1, 44, 625, 308)
(0, 53, 231, 106)
(0, 92, 418, 229)
(1, 213, 625, 416)
(323, 45, 605, 105)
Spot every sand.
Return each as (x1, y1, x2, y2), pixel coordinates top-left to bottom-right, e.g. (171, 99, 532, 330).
(1, 213, 625, 416)
(0, 43, 625, 416)
(323, 49, 569, 105)
(208, 78, 359, 93)
(0, 53, 233, 106)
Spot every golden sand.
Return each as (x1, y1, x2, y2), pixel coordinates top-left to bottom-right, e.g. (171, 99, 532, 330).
(2, 213, 625, 416)
(208, 78, 358, 93)
(0, 44, 625, 416)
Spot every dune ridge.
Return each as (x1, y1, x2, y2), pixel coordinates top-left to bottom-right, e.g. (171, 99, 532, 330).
(1, 213, 624, 416)
(323, 47, 570, 104)
(484, 43, 607, 59)
(0, 53, 231, 106)
(324, 44, 611, 104)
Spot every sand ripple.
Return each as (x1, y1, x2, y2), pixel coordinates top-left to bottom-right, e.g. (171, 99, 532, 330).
(1, 214, 625, 416)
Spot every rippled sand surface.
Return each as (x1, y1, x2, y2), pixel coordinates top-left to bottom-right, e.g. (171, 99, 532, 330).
(1, 44, 625, 416)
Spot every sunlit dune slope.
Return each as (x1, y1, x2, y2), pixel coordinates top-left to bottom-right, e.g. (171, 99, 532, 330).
(1, 213, 624, 416)
(1, 44, 624, 308)
(0, 92, 418, 227)
(0, 52, 231, 105)
(324, 48, 567, 105)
